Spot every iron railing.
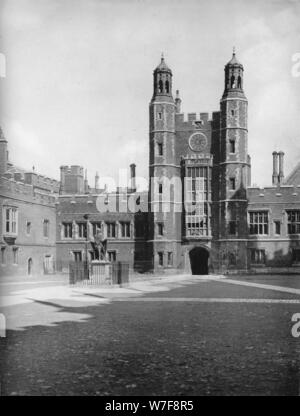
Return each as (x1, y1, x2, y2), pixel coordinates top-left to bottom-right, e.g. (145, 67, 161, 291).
(69, 261, 130, 286)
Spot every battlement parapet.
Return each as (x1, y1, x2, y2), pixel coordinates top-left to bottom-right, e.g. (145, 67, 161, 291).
(60, 165, 84, 176)
(24, 172, 60, 192)
(0, 176, 57, 206)
(175, 111, 219, 127)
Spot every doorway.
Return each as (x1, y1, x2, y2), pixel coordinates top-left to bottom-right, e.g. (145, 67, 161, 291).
(44, 255, 54, 274)
(189, 247, 209, 275)
(28, 258, 33, 275)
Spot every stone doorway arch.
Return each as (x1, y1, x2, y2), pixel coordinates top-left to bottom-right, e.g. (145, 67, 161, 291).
(189, 247, 209, 275)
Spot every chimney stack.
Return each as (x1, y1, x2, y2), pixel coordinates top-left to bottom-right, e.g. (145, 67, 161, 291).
(95, 171, 99, 191)
(272, 151, 279, 186)
(247, 155, 251, 186)
(0, 127, 8, 176)
(278, 151, 284, 185)
(175, 90, 181, 113)
(130, 163, 136, 191)
(59, 165, 68, 194)
(84, 169, 89, 194)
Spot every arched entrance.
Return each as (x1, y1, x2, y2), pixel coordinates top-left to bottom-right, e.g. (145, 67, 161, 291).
(189, 247, 209, 275)
(28, 258, 33, 275)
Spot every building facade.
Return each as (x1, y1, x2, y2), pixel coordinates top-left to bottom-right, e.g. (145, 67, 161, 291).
(146, 52, 300, 274)
(56, 167, 148, 272)
(0, 52, 299, 277)
(0, 128, 59, 276)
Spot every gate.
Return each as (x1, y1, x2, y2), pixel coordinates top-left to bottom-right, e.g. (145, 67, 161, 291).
(69, 261, 130, 286)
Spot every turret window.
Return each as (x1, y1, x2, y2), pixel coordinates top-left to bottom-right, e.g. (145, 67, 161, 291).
(157, 142, 163, 156)
(237, 76, 242, 89)
(229, 221, 237, 235)
(157, 223, 164, 236)
(158, 80, 163, 93)
(229, 140, 236, 153)
(157, 112, 162, 120)
(229, 178, 236, 190)
(165, 80, 170, 93)
(230, 75, 235, 88)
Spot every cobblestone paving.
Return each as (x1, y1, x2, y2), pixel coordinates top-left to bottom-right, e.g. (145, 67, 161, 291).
(0, 274, 300, 396)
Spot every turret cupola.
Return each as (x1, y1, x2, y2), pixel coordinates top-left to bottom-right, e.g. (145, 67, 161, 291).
(152, 53, 173, 102)
(222, 48, 246, 99)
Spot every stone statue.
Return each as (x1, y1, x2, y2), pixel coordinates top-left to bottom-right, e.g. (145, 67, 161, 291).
(91, 228, 107, 261)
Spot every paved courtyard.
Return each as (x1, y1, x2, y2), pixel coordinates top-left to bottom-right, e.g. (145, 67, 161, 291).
(0, 273, 300, 396)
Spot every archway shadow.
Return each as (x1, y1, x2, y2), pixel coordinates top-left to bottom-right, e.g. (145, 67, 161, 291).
(189, 247, 209, 275)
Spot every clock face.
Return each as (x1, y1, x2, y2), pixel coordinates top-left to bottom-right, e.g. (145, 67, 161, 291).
(189, 133, 208, 152)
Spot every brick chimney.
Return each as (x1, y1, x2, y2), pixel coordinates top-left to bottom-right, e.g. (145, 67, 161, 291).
(130, 163, 136, 191)
(278, 151, 284, 185)
(95, 171, 99, 191)
(0, 127, 8, 176)
(175, 90, 181, 113)
(272, 151, 279, 186)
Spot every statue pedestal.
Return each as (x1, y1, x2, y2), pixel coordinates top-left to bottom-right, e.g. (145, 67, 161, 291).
(90, 260, 112, 285)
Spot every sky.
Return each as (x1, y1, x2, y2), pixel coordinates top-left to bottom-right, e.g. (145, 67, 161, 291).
(0, 0, 299, 189)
